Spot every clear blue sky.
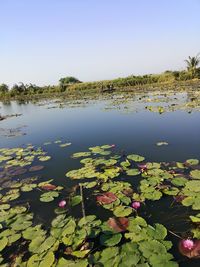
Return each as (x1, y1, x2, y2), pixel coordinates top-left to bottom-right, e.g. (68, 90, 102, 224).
(0, 0, 200, 86)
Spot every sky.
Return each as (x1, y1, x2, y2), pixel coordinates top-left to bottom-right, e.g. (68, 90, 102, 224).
(0, 0, 200, 86)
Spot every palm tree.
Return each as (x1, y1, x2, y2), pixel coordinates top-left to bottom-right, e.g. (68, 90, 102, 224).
(185, 54, 200, 77)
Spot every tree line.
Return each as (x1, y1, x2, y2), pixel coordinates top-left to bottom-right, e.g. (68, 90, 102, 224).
(1, 55, 200, 98)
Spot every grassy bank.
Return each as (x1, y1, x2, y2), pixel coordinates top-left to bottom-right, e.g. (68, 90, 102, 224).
(0, 71, 200, 101)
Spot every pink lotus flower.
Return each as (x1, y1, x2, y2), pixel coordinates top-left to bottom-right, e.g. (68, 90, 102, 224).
(59, 200, 66, 208)
(181, 239, 194, 250)
(111, 144, 115, 148)
(179, 239, 200, 258)
(131, 201, 141, 210)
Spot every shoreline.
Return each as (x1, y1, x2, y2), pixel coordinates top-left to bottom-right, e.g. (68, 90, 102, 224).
(0, 79, 200, 102)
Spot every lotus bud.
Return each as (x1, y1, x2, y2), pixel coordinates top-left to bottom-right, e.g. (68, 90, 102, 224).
(181, 239, 195, 250)
(131, 201, 141, 210)
(58, 200, 66, 208)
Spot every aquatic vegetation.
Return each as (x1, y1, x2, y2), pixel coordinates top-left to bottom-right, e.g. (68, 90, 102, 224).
(131, 201, 141, 210)
(58, 200, 66, 208)
(0, 125, 27, 138)
(179, 239, 200, 258)
(181, 239, 194, 250)
(0, 142, 200, 266)
(156, 141, 169, 146)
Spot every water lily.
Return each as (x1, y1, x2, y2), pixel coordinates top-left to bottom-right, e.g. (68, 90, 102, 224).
(58, 200, 66, 208)
(137, 163, 147, 172)
(179, 239, 200, 258)
(131, 201, 141, 210)
(181, 239, 194, 250)
(111, 144, 115, 148)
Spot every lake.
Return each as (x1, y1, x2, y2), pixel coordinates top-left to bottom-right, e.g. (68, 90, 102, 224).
(0, 90, 200, 266)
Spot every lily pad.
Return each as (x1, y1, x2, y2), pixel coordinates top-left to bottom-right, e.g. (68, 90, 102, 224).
(156, 141, 169, 146)
(113, 206, 133, 217)
(107, 217, 129, 233)
(127, 154, 145, 162)
(29, 165, 44, 172)
(190, 169, 200, 179)
(38, 156, 51, 162)
(100, 233, 122, 247)
(71, 195, 82, 206)
(126, 168, 140, 176)
(186, 159, 199, 165)
(40, 191, 59, 202)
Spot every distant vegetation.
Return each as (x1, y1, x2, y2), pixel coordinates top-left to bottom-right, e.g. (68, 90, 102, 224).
(184, 54, 200, 77)
(1, 55, 200, 99)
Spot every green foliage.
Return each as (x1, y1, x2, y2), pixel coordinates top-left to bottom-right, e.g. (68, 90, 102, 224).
(0, 142, 200, 266)
(1, 61, 200, 100)
(185, 54, 200, 78)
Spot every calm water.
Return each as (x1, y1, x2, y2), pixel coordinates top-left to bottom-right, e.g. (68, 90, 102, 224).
(0, 91, 200, 266)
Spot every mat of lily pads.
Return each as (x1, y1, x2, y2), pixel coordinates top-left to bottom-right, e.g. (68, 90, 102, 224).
(0, 143, 200, 266)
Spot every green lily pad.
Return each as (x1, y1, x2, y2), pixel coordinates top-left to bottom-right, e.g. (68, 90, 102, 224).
(186, 159, 199, 165)
(190, 169, 200, 179)
(39, 252, 55, 267)
(0, 237, 8, 252)
(38, 156, 51, 162)
(23, 225, 46, 240)
(127, 154, 145, 162)
(100, 233, 122, 247)
(72, 152, 92, 158)
(71, 195, 82, 206)
(113, 206, 133, 217)
(71, 250, 90, 258)
(40, 191, 59, 202)
(171, 177, 187, 187)
(21, 183, 37, 192)
(126, 169, 140, 176)
(190, 213, 200, 223)
(59, 143, 71, 147)
(176, 162, 185, 169)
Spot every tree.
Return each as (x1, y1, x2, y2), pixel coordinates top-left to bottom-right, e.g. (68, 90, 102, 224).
(185, 54, 200, 77)
(10, 83, 27, 95)
(0, 84, 9, 94)
(59, 76, 81, 91)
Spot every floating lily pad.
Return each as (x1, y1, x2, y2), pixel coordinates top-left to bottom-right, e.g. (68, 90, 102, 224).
(97, 192, 117, 205)
(107, 217, 129, 233)
(71, 195, 82, 206)
(59, 143, 71, 147)
(21, 183, 37, 192)
(72, 152, 92, 158)
(186, 159, 199, 166)
(29, 165, 44, 172)
(190, 169, 200, 179)
(0, 237, 8, 252)
(190, 213, 200, 223)
(113, 206, 133, 217)
(156, 141, 169, 146)
(54, 140, 62, 144)
(171, 177, 187, 187)
(40, 191, 59, 202)
(11, 168, 27, 176)
(126, 168, 140, 176)
(43, 142, 51, 145)
(127, 154, 145, 162)
(40, 184, 57, 190)
(38, 156, 51, 162)
(100, 233, 122, 247)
